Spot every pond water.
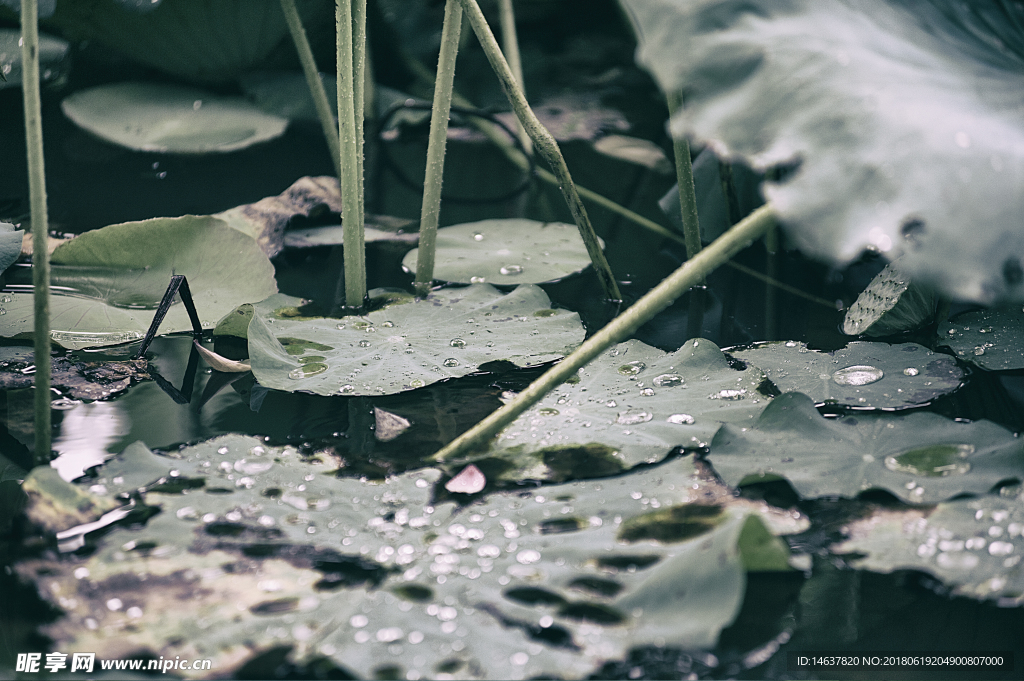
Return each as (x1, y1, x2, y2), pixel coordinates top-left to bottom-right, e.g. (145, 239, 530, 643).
(2, 8, 1024, 681)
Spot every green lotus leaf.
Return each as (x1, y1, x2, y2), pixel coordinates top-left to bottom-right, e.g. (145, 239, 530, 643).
(247, 284, 584, 396)
(402, 219, 596, 285)
(836, 488, 1024, 605)
(0, 221, 22, 275)
(938, 306, 1024, 370)
(843, 259, 937, 336)
(0, 28, 68, 89)
(622, 0, 1024, 303)
(18, 435, 797, 679)
(0, 215, 277, 350)
(471, 338, 770, 482)
(730, 341, 962, 410)
(62, 82, 289, 153)
(707, 393, 1024, 503)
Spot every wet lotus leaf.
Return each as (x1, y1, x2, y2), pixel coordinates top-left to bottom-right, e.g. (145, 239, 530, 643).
(622, 0, 1024, 303)
(0, 221, 22, 274)
(836, 487, 1024, 606)
(707, 393, 1024, 504)
(246, 283, 584, 396)
(0, 28, 68, 89)
(938, 307, 1024, 371)
(402, 219, 597, 285)
(61, 82, 288, 153)
(0, 216, 277, 350)
(843, 259, 937, 336)
(17, 435, 800, 679)
(730, 341, 962, 410)
(472, 338, 769, 481)
(22, 465, 118, 533)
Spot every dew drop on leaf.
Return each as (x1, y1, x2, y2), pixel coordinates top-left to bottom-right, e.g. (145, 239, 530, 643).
(499, 264, 524, 276)
(832, 365, 884, 386)
(618, 361, 646, 376)
(652, 373, 684, 387)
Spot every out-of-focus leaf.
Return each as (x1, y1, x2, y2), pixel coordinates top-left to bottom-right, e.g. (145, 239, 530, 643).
(938, 306, 1024, 370)
(0, 28, 67, 88)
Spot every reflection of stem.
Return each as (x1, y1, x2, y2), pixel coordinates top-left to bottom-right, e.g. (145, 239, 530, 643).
(280, 0, 341, 179)
(415, 0, 463, 297)
(457, 0, 621, 302)
(433, 205, 777, 461)
(148, 343, 201, 406)
(22, 0, 51, 465)
(337, 0, 366, 308)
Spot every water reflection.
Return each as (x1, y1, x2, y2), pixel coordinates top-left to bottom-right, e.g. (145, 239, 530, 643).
(51, 401, 129, 481)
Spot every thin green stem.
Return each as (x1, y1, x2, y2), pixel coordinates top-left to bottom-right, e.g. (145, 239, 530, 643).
(498, 0, 531, 156)
(433, 204, 777, 461)
(666, 92, 702, 266)
(415, 0, 462, 297)
(353, 0, 366, 234)
(22, 0, 51, 465)
(337, 0, 365, 307)
(457, 0, 621, 302)
(280, 0, 341, 178)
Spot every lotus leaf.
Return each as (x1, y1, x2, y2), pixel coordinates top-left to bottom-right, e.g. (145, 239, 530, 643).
(246, 284, 584, 396)
(472, 338, 770, 481)
(843, 259, 937, 336)
(18, 434, 797, 679)
(0, 221, 22, 275)
(0, 216, 277, 350)
(707, 393, 1024, 503)
(402, 219, 596, 285)
(836, 488, 1024, 606)
(621, 0, 1024, 303)
(0, 27, 66, 88)
(240, 70, 338, 121)
(730, 341, 962, 409)
(61, 82, 289, 153)
(938, 307, 1024, 371)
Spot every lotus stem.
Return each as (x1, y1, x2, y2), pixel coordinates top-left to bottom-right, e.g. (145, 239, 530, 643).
(280, 0, 341, 179)
(353, 0, 366, 230)
(498, 0, 531, 156)
(337, 0, 366, 307)
(456, 0, 621, 302)
(667, 92, 702, 267)
(414, 0, 463, 297)
(433, 204, 777, 462)
(22, 0, 51, 466)
(765, 224, 779, 339)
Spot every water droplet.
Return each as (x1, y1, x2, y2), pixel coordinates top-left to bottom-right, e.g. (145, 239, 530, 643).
(616, 409, 653, 425)
(980, 326, 993, 333)
(903, 367, 920, 376)
(832, 365, 884, 386)
(785, 341, 797, 347)
(338, 384, 355, 394)
(652, 373, 684, 387)
(443, 358, 460, 367)
(499, 264, 524, 276)
(538, 407, 560, 416)
(605, 400, 617, 408)
(51, 397, 81, 410)
(450, 338, 466, 348)
(404, 347, 414, 354)
(473, 232, 484, 241)
(710, 388, 747, 400)
(288, 363, 327, 379)
(382, 321, 395, 328)
(336, 323, 345, 330)
(353, 321, 371, 330)
(639, 388, 655, 396)
(358, 340, 371, 348)
(974, 346, 986, 356)
(470, 276, 486, 283)
(884, 443, 974, 477)
(410, 379, 426, 388)
(666, 413, 695, 425)
(618, 361, 646, 376)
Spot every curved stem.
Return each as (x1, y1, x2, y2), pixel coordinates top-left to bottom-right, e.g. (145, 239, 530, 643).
(22, 0, 51, 466)
(433, 204, 777, 462)
(457, 0, 621, 302)
(415, 0, 462, 297)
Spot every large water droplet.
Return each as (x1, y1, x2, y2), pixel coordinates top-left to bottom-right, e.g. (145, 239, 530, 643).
(974, 346, 986, 356)
(666, 413, 695, 425)
(358, 340, 371, 348)
(473, 232, 484, 241)
(470, 276, 486, 283)
(410, 379, 426, 388)
(450, 338, 466, 348)
(443, 358, 460, 367)
(884, 444, 974, 477)
(903, 367, 920, 376)
(499, 264, 524, 276)
(338, 384, 355, 394)
(288, 363, 327, 379)
(616, 409, 653, 425)
(618, 361, 646, 376)
(382, 321, 395, 328)
(832, 365, 884, 386)
(639, 388, 655, 396)
(652, 373, 684, 387)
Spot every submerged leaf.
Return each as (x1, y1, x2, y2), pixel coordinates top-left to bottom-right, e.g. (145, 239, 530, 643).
(843, 259, 937, 336)
(708, 392, 1024, 503)
(623, 0, 1024, 303)
(62, 82, 288, 153)
(730, 341, 962, 409)
(247, 284, 584, 396)
(403, 219, 597, 285)
(938, 306, 1024, 370)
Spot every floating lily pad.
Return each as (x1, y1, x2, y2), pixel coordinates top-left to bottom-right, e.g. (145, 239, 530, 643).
(18, 435, 798, 679)
(0, 28, 68, 89)
(843, 259, 936, 336)
(622, 0, 1024, 303)
(707, 393, 1024, 503)
(247, 284, 584, 396)
(0, 221, 22, 275)
(0, 216, 277, 350)
(402, 219, 596, 285)
(61, 82, 289, 153)
(730, 341, 962, 410)
(938, 307, 1024, 371)
(836, 488, 1024, 606)
(473, 338, 770, 481)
